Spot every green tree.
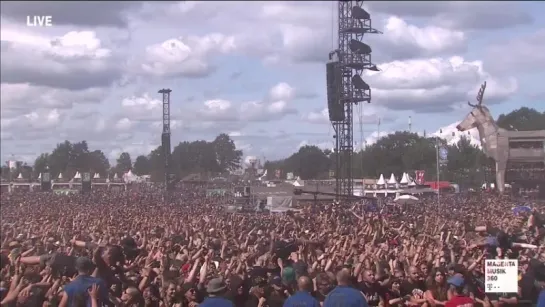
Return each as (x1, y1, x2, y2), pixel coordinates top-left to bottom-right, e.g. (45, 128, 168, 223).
(48, 141, 73, 178)
(213, 133, 243, 172)
(133, 155, 151, 176)
(444, 136, 485, 188)
(358, 132, 436, 178)
(148, 145, 164, 181)
(88, 150, 110, 177)
(283, 145, 331, 179)
(116, 152, 132, 173)
(33, 153, 50, 176)
(497, 107, 545, 131)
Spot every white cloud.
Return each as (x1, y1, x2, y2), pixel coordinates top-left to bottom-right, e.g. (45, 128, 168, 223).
(371, 16, 466, 61)
(1, 26, 120, 90)
(1, 109, 65, 133)
(192, 83, 298, 123)
(0, 83, 106, 117)
(141, 33, 236, 78)
(366, 2, 533, 31)
(163, 2, 467, 64)
(433, 122, 481, 147)
(486, 29, 545, 74)
(120, 93, 165, 121)
(303, 105, 384, 125)
(269, 82, 295, 101)
(366, 56, 518, 112)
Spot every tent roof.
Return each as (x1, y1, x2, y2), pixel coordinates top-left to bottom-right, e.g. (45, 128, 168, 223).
(400, 173, 409, 184)
(387, 173, 398, 184)
(376, 174, 385, 185)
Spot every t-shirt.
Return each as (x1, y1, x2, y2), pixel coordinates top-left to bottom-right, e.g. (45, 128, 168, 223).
(537, 289, 545, 307)
(283, 291, 320, 307)
(323, 285, 368, 307)
(445, 295, 474, 307)
(400, 280, 426, 298)
(267, 291, 286, 307)
(63, 275, 108, 307)
(358, 282, 382, 307)
(200, 297, 235, 307)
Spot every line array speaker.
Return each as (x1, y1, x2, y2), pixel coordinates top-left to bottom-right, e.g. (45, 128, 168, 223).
(326, 62, 344, 121)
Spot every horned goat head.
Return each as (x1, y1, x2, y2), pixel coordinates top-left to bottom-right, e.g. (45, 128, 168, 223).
(468, 81, 487, 108)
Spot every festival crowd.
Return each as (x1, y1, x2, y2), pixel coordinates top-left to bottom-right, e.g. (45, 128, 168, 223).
(1, 184, 544, 307)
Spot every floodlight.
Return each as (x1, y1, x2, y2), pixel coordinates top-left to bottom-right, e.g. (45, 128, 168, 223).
(349, 39, 372, 54)
(352, 6, 370, 20)
(352, 75, 370, 90)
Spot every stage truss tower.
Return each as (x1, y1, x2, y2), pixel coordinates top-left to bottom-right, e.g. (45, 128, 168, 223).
(330, 1, 380, 199)
(159, 89, 173, 200)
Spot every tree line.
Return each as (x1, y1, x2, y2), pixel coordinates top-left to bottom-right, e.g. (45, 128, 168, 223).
(1, 133, 243, 182)
(1, 107, 543, 187)
(263, 107, 545, 188)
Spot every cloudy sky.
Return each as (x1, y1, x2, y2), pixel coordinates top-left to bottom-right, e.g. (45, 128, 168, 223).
(1, 1, 544, 165)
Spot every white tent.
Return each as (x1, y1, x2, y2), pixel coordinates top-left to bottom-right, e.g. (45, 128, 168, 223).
(93, 173, 100, 179)
(408, 180, 416, 187)
(37, 173, 41, 180)
(124, 170, 138, 183)
(387, 173, 398, 185)
(74, 172, 81, 179)
(376, 174, 385, 185)
(57, 173, 63, 180)
(113, 173, 118, 179)
(17, 173, 23, 179)
(292, 177, 304, 187)
(400, 173, 409, 185)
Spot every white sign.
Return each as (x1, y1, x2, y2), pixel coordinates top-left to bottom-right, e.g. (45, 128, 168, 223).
(485, 259, 518, 293)
(26, 16, 53, 27)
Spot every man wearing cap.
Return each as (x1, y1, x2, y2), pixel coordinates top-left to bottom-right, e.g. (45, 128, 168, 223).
(58, 257, 109, 307)
(200, 278, 234, 307)
(444, 275, 474, 307)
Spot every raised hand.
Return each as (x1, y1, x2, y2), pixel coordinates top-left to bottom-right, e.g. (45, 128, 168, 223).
(88, 283, 100, 299)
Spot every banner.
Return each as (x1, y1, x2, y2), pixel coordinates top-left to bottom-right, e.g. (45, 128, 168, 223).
(415, 170, 425, 185)
(266, 196, 293, 212)
(7, 161, 16, 169)
(439, 146, 448, 165)
(275, 169, 281, 179)
(206, 189, 227, 197)
(286, 172, 294, 180)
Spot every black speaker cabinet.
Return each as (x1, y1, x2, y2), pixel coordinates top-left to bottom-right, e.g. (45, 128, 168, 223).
(40, 172, 51, 191)
(244, 186, 251, 197)
(82, 172, 91, 192)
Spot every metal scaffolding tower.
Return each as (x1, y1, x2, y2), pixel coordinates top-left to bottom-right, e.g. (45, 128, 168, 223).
(159, 88, 173, 202)
(330, 1, 380, 199)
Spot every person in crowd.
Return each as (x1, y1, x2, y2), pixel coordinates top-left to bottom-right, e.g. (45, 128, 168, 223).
(200, 278, 234, 307)
(323, 270, 368, 307)
(444, 275, 474, 307)
(0, 186, 543, 307)
(58, 257, 108, 307)
(283, 276, 319, 307)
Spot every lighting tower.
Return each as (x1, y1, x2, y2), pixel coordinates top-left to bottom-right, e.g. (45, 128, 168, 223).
(329, 1, 380, 199)
(158, 88, 173, 201)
